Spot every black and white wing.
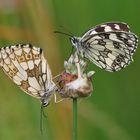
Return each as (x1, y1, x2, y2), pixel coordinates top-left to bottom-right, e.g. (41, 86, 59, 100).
(0, 44, 55, 99)
(80, 22, 138, 72)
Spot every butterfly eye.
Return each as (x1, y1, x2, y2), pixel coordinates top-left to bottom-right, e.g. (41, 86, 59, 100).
(72, 39, 76, 44)
(71, 37, 76, 45)
(42, 99, 49, 107)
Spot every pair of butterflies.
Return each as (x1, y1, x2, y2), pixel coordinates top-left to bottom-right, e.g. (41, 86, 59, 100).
(0, 22, 138, 107)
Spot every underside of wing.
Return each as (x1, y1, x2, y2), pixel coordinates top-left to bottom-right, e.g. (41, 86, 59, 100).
(81, 31, 138, 72)
(0, 44, 54, 98)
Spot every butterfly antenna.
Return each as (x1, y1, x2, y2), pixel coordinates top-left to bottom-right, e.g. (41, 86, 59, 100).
(54, 31, 73, 37)
(40, 105, 43, 134)
(59, 25, 74, 36)
(40, 105, 48, 134)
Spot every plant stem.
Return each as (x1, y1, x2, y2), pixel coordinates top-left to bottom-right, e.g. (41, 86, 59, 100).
(73, 98, 77, 140)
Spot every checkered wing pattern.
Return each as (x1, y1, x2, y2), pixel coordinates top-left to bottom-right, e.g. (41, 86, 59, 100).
(0, 44, 55, 99)
(72, 22, 138, 72)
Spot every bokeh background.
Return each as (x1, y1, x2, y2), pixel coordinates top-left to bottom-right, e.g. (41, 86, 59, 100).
(0, 0, 139, 140)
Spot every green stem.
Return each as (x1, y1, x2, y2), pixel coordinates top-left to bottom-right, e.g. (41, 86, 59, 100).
(73, 98, 77, 140)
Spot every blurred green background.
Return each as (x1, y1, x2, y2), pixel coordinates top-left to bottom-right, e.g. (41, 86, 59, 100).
(0, 0, 139, 140)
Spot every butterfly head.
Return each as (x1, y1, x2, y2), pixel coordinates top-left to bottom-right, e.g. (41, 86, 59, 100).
(41, 93, 52, 107)
(41, 98, 50, 107)
(70, 37, 80, 49)
(41, 85, 57, 107)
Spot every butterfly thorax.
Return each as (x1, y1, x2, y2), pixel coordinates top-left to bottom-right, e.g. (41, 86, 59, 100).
(40, 83, 57, 107)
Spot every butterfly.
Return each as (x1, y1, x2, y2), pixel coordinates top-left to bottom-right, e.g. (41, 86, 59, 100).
(0, 44, 57, 107)
(69, 22, 138, 72)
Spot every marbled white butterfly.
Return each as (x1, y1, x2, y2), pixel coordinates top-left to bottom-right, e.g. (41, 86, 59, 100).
(0, 44, 56, 107)
(70, 22, 138, 72)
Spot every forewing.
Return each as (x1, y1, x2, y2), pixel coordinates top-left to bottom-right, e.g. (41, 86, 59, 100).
(81, 22, 130, 39)
(0, 44, 54, 98)
(80, 23, 138, 72)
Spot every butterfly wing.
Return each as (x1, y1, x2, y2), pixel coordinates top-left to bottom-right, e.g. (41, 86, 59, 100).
(81, 22, 130, 39)
(0, 44, 55, 98)
(80, 23, 138, 72)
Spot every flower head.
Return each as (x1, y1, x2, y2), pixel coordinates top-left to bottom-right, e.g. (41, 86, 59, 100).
(58, 52, 95, 98)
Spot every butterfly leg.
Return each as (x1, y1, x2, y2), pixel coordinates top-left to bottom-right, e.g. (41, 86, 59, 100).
(53, 73, 63, 81)
(54, 93, 65, 103)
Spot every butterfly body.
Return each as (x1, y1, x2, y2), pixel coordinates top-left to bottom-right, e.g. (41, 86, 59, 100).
(70, 22, 138, 72)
